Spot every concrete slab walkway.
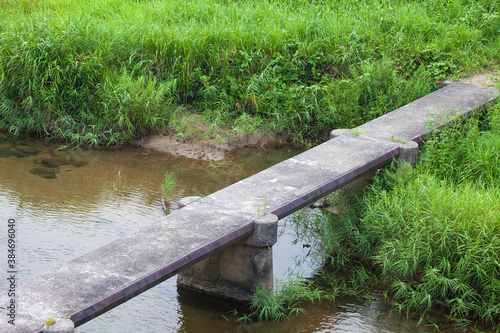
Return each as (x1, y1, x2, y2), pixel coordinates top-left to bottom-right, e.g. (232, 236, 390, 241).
(1, 82, 497, 332)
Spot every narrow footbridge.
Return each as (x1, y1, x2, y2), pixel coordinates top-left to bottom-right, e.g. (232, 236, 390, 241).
(1, 83, 497, 332)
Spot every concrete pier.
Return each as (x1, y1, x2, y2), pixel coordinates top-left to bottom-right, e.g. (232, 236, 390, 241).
(0, 82, 497, 332)
(178, 214, 279, 302)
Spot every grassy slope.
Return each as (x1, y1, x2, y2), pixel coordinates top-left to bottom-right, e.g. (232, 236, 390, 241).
(0, 0, 498, 146)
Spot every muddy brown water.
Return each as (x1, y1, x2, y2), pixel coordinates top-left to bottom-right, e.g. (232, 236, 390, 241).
(0, 135, 479, 332)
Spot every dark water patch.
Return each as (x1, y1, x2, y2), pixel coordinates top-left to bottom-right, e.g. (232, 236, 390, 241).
(30, 167, 60, 179)
(34, 156, 89, 168)
(0, 149, 21, 158)
(14, 146, 40, 156)
(0, 135, 41, 158)
(39, 156, 72, 167)
(70, 159, 89, 167)
(0, 147, 39, 158)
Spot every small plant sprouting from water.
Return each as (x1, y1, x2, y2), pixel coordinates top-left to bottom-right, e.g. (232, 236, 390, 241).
(161, 171, 178, 211)
(207, 159, 231, 170)
(225, 278, 327, 324)
(102, 170, 126, 195)
(162, 172, 176, 199)
(235, 312, 252, 324)
(113, 170, 122, 191)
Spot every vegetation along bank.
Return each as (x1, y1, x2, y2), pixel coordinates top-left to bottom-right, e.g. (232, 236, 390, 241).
(268, 103, 499, 330)
(0, 0, 499, 147)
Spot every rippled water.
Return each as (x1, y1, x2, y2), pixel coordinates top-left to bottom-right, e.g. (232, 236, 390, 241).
(0, 135, 479, 332)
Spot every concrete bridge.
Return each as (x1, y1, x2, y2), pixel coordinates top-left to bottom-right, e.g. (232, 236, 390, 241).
(1, 82, 498, 332)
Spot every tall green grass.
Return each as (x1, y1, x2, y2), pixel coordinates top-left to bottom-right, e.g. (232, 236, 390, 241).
(1, 0, 499, 146)
(248, 278, 325, 322)
(317, 104, 500, 328)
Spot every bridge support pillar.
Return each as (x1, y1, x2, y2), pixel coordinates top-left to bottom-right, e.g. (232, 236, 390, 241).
(177, 214, 278, 303)
(398, 141, 419, 166)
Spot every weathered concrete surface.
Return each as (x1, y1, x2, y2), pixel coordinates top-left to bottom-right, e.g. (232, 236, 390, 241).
(206, 134, 400, 219)
(355, 83, 497, 144)
(177, 196, 202, 208)
(0, 83, 497, 332)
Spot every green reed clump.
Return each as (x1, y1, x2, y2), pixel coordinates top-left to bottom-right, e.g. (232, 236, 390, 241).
(1, 0, 499, 146)
(317, 104, 500, 327)
(161, 171, 177, 201)
(248, 278, 325, 322)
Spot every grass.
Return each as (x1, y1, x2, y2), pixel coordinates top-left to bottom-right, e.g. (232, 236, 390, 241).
(314, 102, 500, 328)
(43, 317, 56, 327)
(249, 278, 326, 322)
(1, 0, 499, 147)
(227, 277, 327, 323)
(161, 171, 180, 206)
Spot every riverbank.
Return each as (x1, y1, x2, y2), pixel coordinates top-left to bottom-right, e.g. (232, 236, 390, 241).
(133, 72, 499, 160)
(1, 0, 499, 149)
(132, 113, 284, 161)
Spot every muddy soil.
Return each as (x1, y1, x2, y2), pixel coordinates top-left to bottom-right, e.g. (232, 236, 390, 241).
(134, 114, 284, 161)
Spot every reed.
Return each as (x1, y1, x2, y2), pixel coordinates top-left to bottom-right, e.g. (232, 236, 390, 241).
(1, 0, 498, 146)
(161, 172, 177, 201)
(248, 277, 325, 322)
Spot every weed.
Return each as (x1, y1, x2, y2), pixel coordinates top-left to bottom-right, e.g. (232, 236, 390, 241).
(249, 277, 326, 322)
(207, 159, 232, 170)
(112, 170, 122, 192)
(256, 197, 268, 218)
(236, 313, 252, 324)
(101, 170, 127, 195)
(390, 135, 407, 143)
(43, 317, 56, 327)
(348, 128, 363, 136)
(161, 172, 177, 202)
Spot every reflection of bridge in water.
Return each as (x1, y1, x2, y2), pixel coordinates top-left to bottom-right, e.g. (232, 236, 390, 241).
(2, 82, 497, 333)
